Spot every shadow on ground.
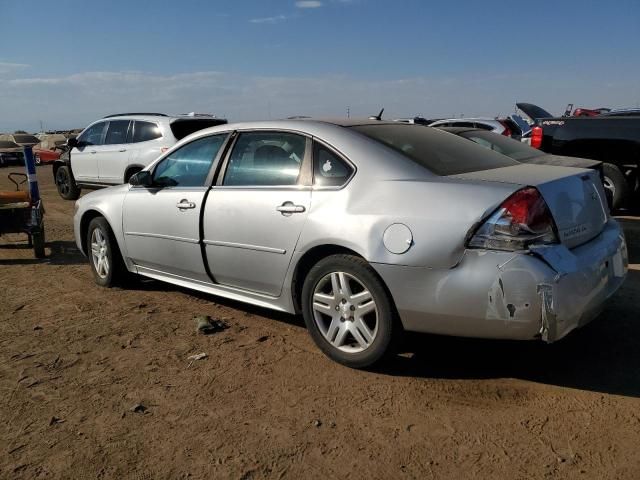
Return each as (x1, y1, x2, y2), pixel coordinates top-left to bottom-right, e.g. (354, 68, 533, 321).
(0, 240, 85, 266)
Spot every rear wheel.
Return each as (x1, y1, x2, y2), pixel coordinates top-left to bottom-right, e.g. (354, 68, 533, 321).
(87, 217, 127, 287)
(34, 153, 41, 165)
(602, 163, 629, 210)
(55, 165, 80, 200)
(301, 254, 398, 368)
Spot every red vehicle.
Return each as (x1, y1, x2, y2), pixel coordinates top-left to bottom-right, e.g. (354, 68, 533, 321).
(32, 134, 67, 165)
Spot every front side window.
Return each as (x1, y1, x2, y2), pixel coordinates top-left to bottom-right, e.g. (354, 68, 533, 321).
(133, 121, 162, 143)
(78, 122, 107, 146)
(313, 142, 353, 187)
(223, 132, 306, 186)
(152, 134, 227, 187)
(104, 120, 130, 145)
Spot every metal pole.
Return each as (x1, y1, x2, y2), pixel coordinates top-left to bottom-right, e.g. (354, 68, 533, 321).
(22, 146, 40, 203)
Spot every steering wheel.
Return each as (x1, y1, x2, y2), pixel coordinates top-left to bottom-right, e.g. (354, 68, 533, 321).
(8, 172, 27, 191)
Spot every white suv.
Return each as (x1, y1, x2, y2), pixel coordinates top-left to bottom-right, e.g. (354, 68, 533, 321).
(54, 113, 227, 199)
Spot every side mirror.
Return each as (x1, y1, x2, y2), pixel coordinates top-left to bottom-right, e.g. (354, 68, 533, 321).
(129, 170, 153, 187)
(67, 137, 79, 149)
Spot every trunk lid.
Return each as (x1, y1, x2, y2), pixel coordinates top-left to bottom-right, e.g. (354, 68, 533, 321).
(516, 102, 554, 121)
(452, 164, 609, 249)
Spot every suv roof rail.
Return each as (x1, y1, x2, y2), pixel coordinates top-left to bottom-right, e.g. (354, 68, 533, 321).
(103, 112, 168, 118)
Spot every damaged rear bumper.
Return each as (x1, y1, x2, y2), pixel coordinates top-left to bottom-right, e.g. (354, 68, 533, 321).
(373, 220, 628, 342)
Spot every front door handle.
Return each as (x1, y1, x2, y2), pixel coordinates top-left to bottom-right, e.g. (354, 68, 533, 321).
(176, 199, 196, 210)
(276, 202, 306, 215)
(118, 149, 127, 153)
(90, 151, 97, 154)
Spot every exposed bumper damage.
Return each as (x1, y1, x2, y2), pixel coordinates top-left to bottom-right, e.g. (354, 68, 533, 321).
(373, 220, 628, 342)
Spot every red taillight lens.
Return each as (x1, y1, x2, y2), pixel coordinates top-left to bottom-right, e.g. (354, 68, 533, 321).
(499, 120, 512, 137)
(531, 126, 543, 149)
(468, 187, 558, 251)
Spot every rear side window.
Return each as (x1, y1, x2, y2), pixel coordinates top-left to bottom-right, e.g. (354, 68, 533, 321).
(132, 121, 162, 143)
(223, 132, 306, 186)
(313, 142, 353, 187)
(104, 120, 130, 145)
(78, 122, 107, 146)
(350, 124, 518, 176)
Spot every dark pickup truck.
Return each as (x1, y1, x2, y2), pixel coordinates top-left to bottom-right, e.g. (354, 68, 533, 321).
(518, 102, 640, 209)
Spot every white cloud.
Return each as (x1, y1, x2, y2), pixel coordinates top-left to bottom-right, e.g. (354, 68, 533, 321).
(249, 14, 288, 24)
(296, 1, 323, 8)
(0, 62, 30, 75)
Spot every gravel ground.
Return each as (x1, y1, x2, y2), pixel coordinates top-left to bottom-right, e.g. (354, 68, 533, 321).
(1, 165, 639, 479)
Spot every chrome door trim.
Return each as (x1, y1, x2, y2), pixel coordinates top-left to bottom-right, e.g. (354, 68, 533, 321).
(202, 239, 286, 255)
(124, 231, 199, 244)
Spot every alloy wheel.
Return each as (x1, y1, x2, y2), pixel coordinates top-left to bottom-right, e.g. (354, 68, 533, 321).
(311, 271, 378, 353)
(90, 228, 110, 279)
(56, 168, 70, 195)
(603, 175, 616, 198)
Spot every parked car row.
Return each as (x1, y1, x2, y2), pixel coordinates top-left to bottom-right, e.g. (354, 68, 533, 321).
(70, 116, 629, 368)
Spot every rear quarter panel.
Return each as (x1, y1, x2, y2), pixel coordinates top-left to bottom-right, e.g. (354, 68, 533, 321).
(298, 176, 519, 269)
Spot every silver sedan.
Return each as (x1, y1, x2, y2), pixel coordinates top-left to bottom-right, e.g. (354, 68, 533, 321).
(73, 119, 628, 368)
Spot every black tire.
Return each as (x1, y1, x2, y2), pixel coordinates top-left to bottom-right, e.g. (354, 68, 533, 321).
(86, 217, 127, 287)
(602, 163, 629, 210)
(301, 254, 399, 368)
(33, 227, 45, 259)
(55, 165, 81, 200)
(34, 153, 41, 166)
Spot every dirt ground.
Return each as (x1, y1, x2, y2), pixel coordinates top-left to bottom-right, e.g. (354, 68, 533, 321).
(1, 165, 639, 479)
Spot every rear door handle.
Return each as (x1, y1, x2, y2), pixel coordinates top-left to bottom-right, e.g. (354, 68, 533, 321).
(176, 199, 196, 210)
(90, 151, 97, 154)
(118, 149, 127, 153)
(276, 202, 306, 215)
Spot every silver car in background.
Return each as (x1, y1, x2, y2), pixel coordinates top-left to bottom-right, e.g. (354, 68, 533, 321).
(73, 119, 628, 368)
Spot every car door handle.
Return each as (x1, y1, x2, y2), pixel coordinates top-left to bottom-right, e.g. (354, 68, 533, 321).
(118, 149, 127, 153)
(90, 151, 97, 154)
(176, 199, 197, 210)
(276, 202, 306, 214)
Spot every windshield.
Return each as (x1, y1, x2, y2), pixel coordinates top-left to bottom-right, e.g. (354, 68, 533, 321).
(349, 124, 518, 176)
(459, 131, 544, 161)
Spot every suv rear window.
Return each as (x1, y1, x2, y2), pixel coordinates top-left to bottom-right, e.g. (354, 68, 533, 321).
(350, 124, 518, 176)
(132, 121, 162, 143)
(170, 119, 228, 140)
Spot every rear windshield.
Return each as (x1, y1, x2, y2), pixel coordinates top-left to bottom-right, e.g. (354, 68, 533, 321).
(459, 130, 544, 161)
(170, 119, 228, 140)
(350, 124, 518, 175)
(0, 141, 20, 149)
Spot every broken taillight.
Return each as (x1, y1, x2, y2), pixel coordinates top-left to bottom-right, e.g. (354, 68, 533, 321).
(467, 187, 558, 251)
(530, 126, 543, 149)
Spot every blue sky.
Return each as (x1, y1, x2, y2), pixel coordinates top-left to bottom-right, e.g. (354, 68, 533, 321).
(1, 0, 639, 131)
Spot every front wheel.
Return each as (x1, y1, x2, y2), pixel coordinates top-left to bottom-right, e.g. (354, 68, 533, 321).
(301, 254, 399, 368)
(55, 165, 81, 200)
(87, 217, 127, 287)
(34, 153, 41, 165)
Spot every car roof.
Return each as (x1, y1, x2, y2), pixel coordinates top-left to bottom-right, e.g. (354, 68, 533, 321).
(100, 113, 226, 123)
